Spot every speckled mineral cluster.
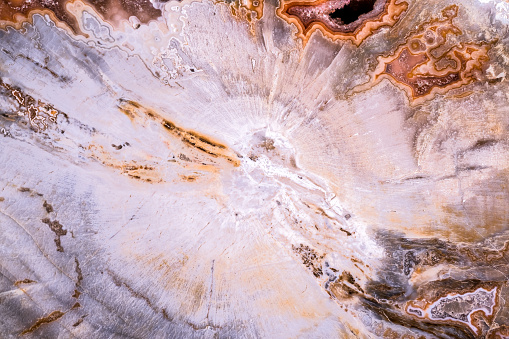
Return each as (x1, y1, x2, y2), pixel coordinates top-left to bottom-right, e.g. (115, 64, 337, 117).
(0, 0, 509, 337)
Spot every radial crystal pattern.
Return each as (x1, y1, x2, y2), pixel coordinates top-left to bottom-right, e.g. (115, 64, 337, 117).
(1, 0, 509, 337)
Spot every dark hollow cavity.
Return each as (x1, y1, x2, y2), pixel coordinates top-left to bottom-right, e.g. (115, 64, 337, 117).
(329, 0, 377, 25)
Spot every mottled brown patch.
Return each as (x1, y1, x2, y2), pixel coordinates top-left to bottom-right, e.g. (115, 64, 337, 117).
(460, 240, 509, 264)
(43, 200, 53, 213)
(260, 138, 275, 151)
(357, 5, 492, 105)
(0, 0, 162, 33)
(487, 325, 509, 339)
(180, 175, 198, 182)
(292, 243, 324, 277)
(0, 0, 80, 33)
(1, 80, 61, 131)
(383, 327, 400, 339)
(220, 0, 264, 23)
(329, 271, 364, 299)
(41, 218, 67, 252)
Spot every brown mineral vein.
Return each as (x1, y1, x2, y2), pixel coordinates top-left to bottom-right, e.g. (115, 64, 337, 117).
(41, 218, 67, 252)
(21, 310, 65, 335)
(0, 209, 132, 330)
(86, 143, 162, 183)
(107, 270, 173, 322)
(72, 318, 84, 327)
(118, 99, 240, 167)
(14, 279, 37, 286)
(75, 257, 83, 286)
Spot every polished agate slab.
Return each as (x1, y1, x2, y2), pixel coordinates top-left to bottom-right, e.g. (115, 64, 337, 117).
(0, 0, 508, 337)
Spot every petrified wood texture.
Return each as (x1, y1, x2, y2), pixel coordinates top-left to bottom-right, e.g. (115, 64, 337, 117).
(0, 0, 508, 338)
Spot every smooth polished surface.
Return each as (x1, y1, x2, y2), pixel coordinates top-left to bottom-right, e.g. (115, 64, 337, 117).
(0, 0, 509, 337)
